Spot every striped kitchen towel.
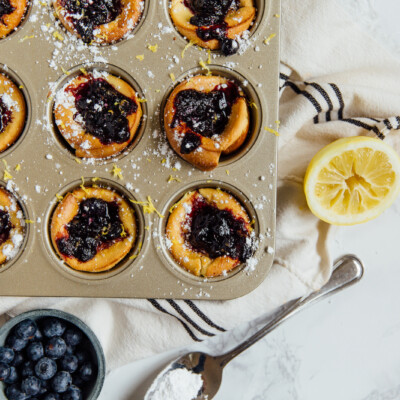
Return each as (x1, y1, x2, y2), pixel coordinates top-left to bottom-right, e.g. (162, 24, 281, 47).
(0, 0, 399, 370)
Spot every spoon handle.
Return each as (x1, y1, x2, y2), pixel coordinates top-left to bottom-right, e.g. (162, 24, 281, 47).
(217, 254, 364, 368)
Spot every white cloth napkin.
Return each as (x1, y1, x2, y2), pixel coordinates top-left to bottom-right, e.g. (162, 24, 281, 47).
(1, 0, 399, 370)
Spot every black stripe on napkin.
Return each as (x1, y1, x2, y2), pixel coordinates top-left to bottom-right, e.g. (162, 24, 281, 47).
(329, 83, 344, 120)
(166, 300, 214, 337)
(284, 81, 322, 123)
(369, 117, 381, 123)
(305, 82, 334, 121)
(383, 119, 393, 129)
(184, 300, 226, 332)
(147, 299, 201, 342)
(396, 116, 400, 129)
(341, 118, 385, 139)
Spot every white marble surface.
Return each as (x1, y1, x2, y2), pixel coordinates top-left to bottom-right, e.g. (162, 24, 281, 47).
(98, 2, 400, 399)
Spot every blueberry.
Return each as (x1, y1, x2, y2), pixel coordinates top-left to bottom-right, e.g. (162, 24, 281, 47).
(63, 329, 82, 347)
(52, 371, 72, 393)
(14, 319, 37, 340)
(43, 393, 61, 400)
(62, 385, 82, 400)
(74, 350, 88, 365)
(5, 384, 28, 400)
(79, 362, 94, 381)
(4, 365, 19, 384)
(0, 346, 14, 364)
(26, 341, 44, 361)
(21, 376, 42, 396)
(60, 355, 78, 373)
(65, 345, 75, 356)
(0, 362, 10, 381)
(45, 337, 67, 359)
(42, 318, 66, 338)
(72, 374, 84, 387)
(221, 38, 239, 56)
(34, 328, 43, 341)
(6, 334, 28, 351)
(21, 360, 35, 377)
(11, 351, 24, 367)
(35, 357, 57, 380)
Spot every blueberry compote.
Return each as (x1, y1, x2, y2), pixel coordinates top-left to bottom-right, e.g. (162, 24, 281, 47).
(56, 198, 125, 263)
(0, 97, 12, 133)
(184, 0, 240, 55)
(0, 0, 15, 24)
(69, 77, 137, 145)
(61, 0, 123, 43)
(171, 81, 241, 154)
(187, 195, 253, 262)
(0, 209, 12, 246)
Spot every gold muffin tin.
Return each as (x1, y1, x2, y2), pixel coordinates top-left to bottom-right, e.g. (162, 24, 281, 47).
(0, 0, 280, 299)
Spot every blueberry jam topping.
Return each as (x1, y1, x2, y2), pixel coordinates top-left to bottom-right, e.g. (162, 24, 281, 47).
(61, 0, 122, 43)
(0, 97, 12, 134)
(0, 209, 12, 246)
(56, 197, 125, 263)
(184, 0, 240, 55)
(171, 81, 241, 154)
(0, 0, 15, 24)
(69, 77, 138, 145)
(186, 195, 253, 262)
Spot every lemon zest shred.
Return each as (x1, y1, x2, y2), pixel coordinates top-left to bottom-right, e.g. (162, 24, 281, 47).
(92, 177, 100, 182)
(25, 219, 35, 224)
(136, 54, 144, 61)
(19, 35, 35, 43)
(3, 171, 12, 181)
(199, 59, 211, 75)
(112, 164, 123, 180)
(61, 67, 71, 75)
(137, 98, 147, 103)
(273, 13, 280, 18)
(18, 85, 24, 89)
(120, 224, 127, 238)
(248, 101, 258, 109)
(161, 159, 166, 164)
(130, 241, 143, 259)
(265, 126, 280, 137)
(56, 194, 64, 202)
(80, 68, 88, 75)
(168, 175, 181, 183)
(181, 40, 195, 58)
(169, 73, 176, 82)
(264, 33, 276, 45)
(147, 44, 158, 53)
(207, 49, 212, 64)
(53, 31, 64, 41)
(80, 176, 90, 195)
(275, 120, 281, 129)
(226, 170, 230, 175)
(74, 158, 82, 164)
(130, 196, 164, 218)
(15, 164, 21, 172)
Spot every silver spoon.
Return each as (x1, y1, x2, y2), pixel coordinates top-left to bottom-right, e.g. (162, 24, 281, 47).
(145, 254, 364, 400)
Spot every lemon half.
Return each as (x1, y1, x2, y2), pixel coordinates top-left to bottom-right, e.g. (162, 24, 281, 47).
(304, 136, 400, 225)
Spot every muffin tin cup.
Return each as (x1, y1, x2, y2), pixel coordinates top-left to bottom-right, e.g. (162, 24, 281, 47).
(0, 182, 31, 274)
(43, 178, 146, 283)
(0, 0, 280, 299)
(0, 1, 32, 42)
(0, 64, 31, 159)
(46, 63, 148, 165)
(0, 309, 106, 400)
(156, 180, 262, 285)
(160, 65, 263, 168)
(164, 0, 267, 50)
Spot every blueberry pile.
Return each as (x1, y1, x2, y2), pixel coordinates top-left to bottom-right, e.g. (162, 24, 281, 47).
(0, 317, 97, 400)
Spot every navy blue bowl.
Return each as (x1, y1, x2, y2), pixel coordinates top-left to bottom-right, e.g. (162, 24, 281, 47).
(0, 309, 105, 400)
